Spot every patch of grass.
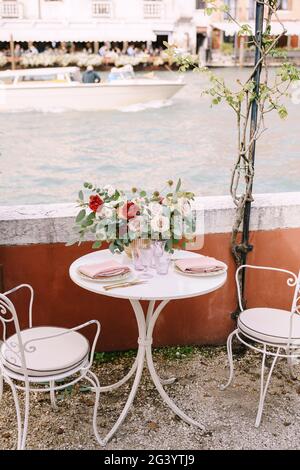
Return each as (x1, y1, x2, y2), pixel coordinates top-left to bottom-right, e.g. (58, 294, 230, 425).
(93, 345, 225, 364)
(57, 385, 73, 401)
(94, 349, 137, 364)
(154, 345, 196, 360)
(155, 345, 225, 360)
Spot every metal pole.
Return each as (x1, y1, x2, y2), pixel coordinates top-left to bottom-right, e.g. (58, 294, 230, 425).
(240, 1, 264, 297)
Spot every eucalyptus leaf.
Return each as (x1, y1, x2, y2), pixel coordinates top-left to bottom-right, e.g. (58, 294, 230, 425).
(92, 240, 102, 249)
(76, 209, 86, 223)
(175, 178, 181, 192)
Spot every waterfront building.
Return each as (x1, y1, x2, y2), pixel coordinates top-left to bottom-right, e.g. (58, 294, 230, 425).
(0, 0, 199, 52)
(0, 1, 299, 60)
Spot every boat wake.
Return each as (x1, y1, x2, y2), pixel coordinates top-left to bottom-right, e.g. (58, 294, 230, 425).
(1, 101, 173, 114)
(1, 107, 68, 114)
(0, 101, 173, 114)
(118, 99, 173, 113)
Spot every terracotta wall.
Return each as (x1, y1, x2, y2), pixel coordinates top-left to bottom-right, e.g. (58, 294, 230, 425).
(1, 227, 300, 351)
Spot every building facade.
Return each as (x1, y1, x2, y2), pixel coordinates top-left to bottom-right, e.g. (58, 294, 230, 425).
(0, 0, 201, 52)
(0, 0, 299, 53)
(211, 0, 300, 50)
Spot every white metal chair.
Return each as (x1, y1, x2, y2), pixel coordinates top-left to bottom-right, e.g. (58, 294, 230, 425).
(222, 265, 300, 427)
(0, 284, 104, 449)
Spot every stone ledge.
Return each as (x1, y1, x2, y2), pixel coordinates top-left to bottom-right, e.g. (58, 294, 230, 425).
(0, 192, 300, 246)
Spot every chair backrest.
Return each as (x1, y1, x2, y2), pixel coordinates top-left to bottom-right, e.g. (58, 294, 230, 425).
(236, 265, 300, 314)
(0, 287, 31, 377)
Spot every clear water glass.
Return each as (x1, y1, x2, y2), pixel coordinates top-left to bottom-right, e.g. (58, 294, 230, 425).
(140, 246, 153, 269)
(155, 251, 171, 275)
(132, 241, 154, 278)
(151, 240, 166, 268)
(132, 245, 144, 271)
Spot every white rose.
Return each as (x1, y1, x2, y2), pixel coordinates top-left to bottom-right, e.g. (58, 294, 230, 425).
(103, 185, 115, 197)
(128, 217, 142, 233)
(151, 215, 170, 233)
(95, 228, 107, 240)
(149, 201, 163, 217)
(97, 205, 115, 220)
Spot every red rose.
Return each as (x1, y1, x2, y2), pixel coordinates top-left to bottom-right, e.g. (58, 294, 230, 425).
(119, 201, 140, 220)
(89, 194, 103, 212)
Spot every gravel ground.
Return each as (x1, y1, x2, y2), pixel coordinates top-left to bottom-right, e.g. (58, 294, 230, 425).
(1, 345, 300, 450)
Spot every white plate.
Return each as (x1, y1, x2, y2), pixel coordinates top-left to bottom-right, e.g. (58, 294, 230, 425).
(174, 262, 227, 277)
(76, 267, 133, 283)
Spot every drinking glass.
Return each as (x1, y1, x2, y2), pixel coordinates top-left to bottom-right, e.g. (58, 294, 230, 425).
(132, 240, 154, 278)
(155, 251, 171, 275)
(140, 245, 153, 270)
(151, 240, 166, 268)
(132, 244, 144, 271)
(140, 244, 155, 279)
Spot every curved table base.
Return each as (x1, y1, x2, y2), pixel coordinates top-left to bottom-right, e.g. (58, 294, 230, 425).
(101, 298, 204, 444)
(99, 356, 175, 393)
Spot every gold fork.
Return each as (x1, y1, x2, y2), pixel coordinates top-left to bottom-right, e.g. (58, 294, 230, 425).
(103, 280, 147, 291)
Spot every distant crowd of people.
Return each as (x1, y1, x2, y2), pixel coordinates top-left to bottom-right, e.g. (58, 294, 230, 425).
(0, 41, 165, 58)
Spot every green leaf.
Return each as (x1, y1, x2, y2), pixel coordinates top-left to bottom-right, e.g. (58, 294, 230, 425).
(78, 190, 84, 201)
(238, 24, 252, 37)
(205, 7, 213, 15)
(220, 4, 229, 13)
(75, 209, 86, 223)
(175, 178, 182, 193)
(212, 97, 221, 105)
(278, 105, 288, 119)
(108, 242, 119, 254)
(86, 212, 96, 222)
(165, 239, 174, 253)
(92, 240, 102, 249)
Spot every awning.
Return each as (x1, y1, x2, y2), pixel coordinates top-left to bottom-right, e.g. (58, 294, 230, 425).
(0, 21, 157, 42)
(212, 20, 300, 36)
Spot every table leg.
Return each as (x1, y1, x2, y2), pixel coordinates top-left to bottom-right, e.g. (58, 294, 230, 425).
(99, 357, 138, 393)
(146, 300, 176, 386)
(145, 299, 205, 430)
(102, 299, 147, 444)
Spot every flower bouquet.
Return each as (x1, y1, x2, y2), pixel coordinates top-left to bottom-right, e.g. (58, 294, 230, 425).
(68, 179, 196, 254)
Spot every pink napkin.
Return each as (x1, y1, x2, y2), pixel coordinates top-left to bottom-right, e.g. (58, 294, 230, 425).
(79, 260, 130, 279)
(175, 256, 225, 274)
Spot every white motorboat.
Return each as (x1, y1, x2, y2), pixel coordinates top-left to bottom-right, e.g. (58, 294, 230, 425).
(0, 65, 185, 111)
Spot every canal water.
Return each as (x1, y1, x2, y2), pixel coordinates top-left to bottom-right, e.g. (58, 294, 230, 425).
(0, 68, 299, 205)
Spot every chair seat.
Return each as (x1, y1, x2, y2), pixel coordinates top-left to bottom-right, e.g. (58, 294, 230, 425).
(238, 308, 300, 345)
(0, 326, 90, 377)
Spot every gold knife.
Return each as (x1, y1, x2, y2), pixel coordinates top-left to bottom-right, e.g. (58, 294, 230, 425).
(103, 280, 147, 291)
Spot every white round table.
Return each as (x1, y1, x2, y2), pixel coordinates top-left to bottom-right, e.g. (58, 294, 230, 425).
(69, 249, 227, 444)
